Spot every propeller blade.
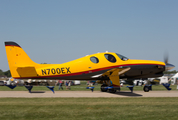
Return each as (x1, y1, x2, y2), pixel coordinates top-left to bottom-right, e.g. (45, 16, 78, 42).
(164, 52, 168, 64)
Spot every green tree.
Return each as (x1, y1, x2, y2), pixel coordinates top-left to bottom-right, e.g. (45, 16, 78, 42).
(164, 70, 178, 74)
(0, 69, 4, 76)
(0, 69, 11, 77)
(4, 70, 11, 77)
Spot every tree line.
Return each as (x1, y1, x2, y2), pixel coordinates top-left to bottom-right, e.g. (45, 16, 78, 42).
(0, 69, 11, 77)
(164, 70, 178, 74)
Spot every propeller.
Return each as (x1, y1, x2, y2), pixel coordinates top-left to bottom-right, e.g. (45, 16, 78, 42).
(164, 52, 175, 71)
(164, 52, 168, 64)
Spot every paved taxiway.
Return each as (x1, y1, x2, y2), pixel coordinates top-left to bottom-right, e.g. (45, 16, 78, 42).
(0, 91, 178, 97)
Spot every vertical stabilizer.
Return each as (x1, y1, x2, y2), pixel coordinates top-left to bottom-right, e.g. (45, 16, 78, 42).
(4, 41, 38, 78)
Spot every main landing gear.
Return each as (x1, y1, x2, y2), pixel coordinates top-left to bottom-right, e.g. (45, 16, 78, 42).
(100, 84, 119, 93)
(101, 84, 108, 92)
(143, 85, 152, 92)
(101, 84, 152, 93)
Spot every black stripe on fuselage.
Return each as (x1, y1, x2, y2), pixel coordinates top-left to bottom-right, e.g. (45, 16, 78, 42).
(121, 64, 165, 79)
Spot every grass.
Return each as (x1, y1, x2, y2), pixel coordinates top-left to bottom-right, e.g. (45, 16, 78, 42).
(0, 82, 178, 91)
(0, 97, 178, 120)
(1, 81, 178, 120)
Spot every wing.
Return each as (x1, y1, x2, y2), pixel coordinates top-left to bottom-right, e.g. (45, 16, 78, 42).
(92, 67, 130, 87)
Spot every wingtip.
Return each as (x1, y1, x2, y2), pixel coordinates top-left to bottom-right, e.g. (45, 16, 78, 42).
(5, 41, 21, 47)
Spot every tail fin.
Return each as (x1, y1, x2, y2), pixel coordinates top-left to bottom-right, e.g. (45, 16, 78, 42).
(5, 41, 38, 78)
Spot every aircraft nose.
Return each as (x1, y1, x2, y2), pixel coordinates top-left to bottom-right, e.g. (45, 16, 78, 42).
(165, 63, 175, 71)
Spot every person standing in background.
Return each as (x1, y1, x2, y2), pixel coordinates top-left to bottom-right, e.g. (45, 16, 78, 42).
(58, 80, 63, 90)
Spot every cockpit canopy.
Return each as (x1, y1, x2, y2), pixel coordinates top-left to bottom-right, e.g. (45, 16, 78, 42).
(90, 52, 129, 64)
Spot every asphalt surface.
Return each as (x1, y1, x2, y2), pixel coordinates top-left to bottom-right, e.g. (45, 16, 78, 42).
(0, 91, 178, 97)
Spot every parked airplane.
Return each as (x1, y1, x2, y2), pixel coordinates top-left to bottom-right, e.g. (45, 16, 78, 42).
(170, 73, 178, 85)
(4, 41, 175, 92)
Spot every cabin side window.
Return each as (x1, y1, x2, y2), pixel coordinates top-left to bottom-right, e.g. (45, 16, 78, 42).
(104, 54, 116, 63)
(90, 57, 99, 63)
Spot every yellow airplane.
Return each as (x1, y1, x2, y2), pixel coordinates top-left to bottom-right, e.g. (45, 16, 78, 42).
(4, 41, 175, 92)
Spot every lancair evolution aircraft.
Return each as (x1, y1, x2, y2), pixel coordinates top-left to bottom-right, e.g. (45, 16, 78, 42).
(5, 41, 175, 92)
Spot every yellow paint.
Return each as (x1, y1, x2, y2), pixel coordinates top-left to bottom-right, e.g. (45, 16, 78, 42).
(5, 42, 165, 81)
(109, 68, 120, 86)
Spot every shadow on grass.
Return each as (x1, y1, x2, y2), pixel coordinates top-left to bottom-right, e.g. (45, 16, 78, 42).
(109, 91, 142, 97)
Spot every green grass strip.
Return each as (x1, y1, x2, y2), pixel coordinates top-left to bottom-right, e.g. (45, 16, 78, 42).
(0, 97, 178, 120)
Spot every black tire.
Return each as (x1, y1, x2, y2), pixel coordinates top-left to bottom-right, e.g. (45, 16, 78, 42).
(143, 86, 149, 92)
(101, 84, 107, 92)
(109, 89, 116, 93)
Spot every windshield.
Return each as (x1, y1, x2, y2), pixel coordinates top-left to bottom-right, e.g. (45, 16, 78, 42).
(116, 53, 129, 61)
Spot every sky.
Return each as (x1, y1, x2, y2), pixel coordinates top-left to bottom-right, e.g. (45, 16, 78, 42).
(0, 0, 178, 71)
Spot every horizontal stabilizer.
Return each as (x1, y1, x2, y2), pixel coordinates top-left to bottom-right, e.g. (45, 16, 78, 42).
(17, 67, 37, 77)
